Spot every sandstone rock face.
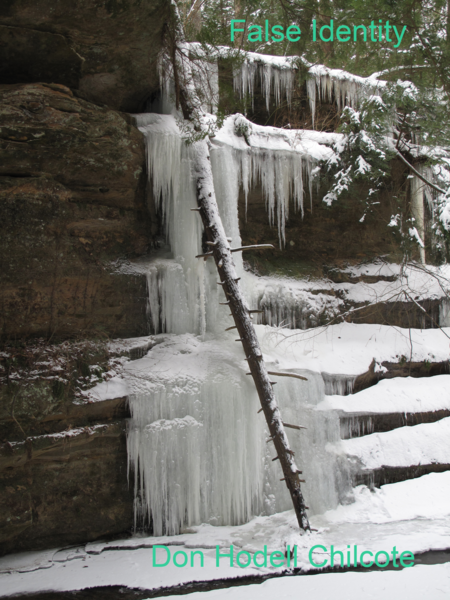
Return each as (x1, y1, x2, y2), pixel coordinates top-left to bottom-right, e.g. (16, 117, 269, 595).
(0, 0, 169, 111)
(0, 421, 133, 555)
(239, 170, 410, 273)
(0, 83, 153, 341)
(0, 337, 136, 556)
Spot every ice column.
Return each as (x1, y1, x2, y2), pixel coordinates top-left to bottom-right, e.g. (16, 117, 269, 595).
(127, 344, 352, 535)
(128, 115, 352, 536)
(411, 174, 426, 264)
(137, 114, 216, 334)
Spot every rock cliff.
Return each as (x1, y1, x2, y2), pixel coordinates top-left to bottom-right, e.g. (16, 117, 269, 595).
(0, 0, 168, 111)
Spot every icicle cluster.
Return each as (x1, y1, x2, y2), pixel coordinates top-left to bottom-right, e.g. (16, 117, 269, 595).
(136, 114, 210, 335)
(127, 376, 265, 536)
(127, 113, 352, 535)
(410, 174, 426, 264)
(232, 51, 383, 129)
(307, 67, 380, 128)
(236, 147, 313, 247)
(233, 56, 296, 111)
(126, 349, 351, 535)
(244, 273, 343, 330)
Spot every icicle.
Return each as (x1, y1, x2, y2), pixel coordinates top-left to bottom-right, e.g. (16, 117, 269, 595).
(233, 58, 295, 113)
(306, 78, 316, 128)
(128, 109, 353, 536)
(440, 298, 450, 327)
(233, 147, 315, 249)
(306, 69, 378, 124)
(136, 115, 212, 335)
(127, 341, 352, 534)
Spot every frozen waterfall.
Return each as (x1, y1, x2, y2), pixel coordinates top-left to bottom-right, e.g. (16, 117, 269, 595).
(126, 337, 352, 536)
(126, 111, 352, 536)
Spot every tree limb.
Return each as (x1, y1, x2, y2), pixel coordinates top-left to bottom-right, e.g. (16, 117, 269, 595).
(395, 150, 446, 195)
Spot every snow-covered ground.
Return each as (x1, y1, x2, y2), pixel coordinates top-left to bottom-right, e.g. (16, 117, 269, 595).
(257, 322, 450, 378)
(85, 323, 450, 403)
(1, 473, 449, 597)
(153, 564, 450, 600)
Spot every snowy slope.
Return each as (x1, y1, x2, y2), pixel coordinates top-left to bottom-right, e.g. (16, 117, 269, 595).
(338, 418, 450, 470)
(323, 375, 450, 414)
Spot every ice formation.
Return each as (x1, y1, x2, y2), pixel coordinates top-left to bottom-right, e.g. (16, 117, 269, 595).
(410, 174, 426, 263)
(126, 52, 447, 537)
(125, 110, 352, 535)
(126, 337, 351, 536)
(232, 53, 296, 112)
(230, 50, 384, 128)
(306, 65, 382, 128)
(137, 113, 334, 258)
(135, 113, 214, 335)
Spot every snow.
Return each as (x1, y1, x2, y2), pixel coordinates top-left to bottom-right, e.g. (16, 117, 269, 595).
(81, 321, 450, 538)
(152, 565, 450, 600)
(338, 418, 450, 470)
(213, 114, 339, 158)
(323, 375, 450, 415)
(243, 260, 450, 330)
(1, 473, 450, 597)
(1, 553, 449, 599)
(85, 377, 129, 401)
(257, 322, 450, 377)
(48, 60, 450, 594)
(9, 424, 108, 447)
(322, 472, 450, 524)
(228, 48, 386, 128)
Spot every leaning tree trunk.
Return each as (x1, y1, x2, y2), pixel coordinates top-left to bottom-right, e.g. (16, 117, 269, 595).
(191, 142, 310, 532)
(164, 0, 311, 532)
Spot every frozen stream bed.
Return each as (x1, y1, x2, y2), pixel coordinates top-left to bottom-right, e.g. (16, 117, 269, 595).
(0, 472, 449, 597)
(3, 324, 447, 597)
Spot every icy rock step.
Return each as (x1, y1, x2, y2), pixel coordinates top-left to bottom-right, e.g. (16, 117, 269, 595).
(248, 262, 450, 331)
(323, 375, 450, 437)
(355, 463, 450, 488)
(340, 410, 450, 440)
(255, 294, 447, 331)
(353, 360, 450, 394)
(337, 418, 450, 488)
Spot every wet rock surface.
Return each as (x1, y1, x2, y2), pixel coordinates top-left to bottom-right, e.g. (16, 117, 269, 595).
(0, 421, 133, 556)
